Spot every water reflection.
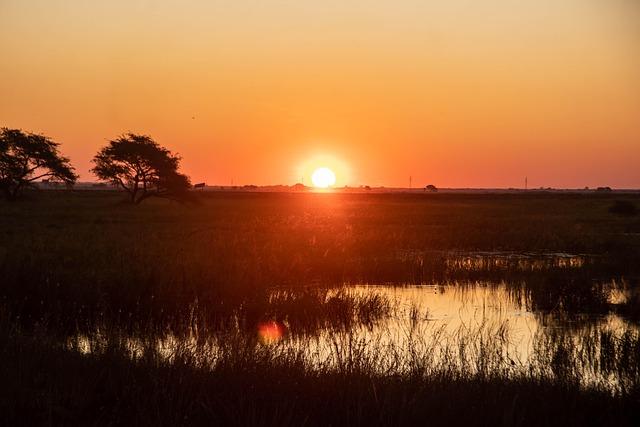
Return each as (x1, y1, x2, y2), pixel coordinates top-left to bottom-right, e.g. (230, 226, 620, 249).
(445, 252, 586, 271)
(67, 283, 639, 393)
(397, 250, 588, 272)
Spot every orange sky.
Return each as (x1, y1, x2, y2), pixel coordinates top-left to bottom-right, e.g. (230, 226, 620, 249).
(1, 0, 639, 188)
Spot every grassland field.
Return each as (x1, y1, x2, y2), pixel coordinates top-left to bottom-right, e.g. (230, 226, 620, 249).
(1, 190, 639, 426)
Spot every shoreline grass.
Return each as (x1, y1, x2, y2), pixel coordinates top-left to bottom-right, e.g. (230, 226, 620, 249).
(2, 313, 639, 426)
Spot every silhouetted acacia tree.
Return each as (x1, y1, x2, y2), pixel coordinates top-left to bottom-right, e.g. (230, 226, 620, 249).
(0, 128, 77, 201)
(91, 133, 191, 204)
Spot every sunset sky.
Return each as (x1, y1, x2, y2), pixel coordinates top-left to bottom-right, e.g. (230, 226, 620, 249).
(1, 0, 638, 188)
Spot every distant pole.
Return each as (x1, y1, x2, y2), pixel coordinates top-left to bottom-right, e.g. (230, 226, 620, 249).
(525, 176, 528, 190)
(409, 175, 412, 189)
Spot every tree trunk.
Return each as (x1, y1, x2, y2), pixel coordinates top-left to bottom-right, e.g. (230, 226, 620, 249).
(134, 190, 153, 204)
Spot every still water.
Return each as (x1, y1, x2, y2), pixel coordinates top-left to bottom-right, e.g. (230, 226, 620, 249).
(70, 278, 638, 393)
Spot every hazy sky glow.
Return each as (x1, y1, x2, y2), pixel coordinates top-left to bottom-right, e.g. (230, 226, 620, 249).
(1, 0, 638, 187)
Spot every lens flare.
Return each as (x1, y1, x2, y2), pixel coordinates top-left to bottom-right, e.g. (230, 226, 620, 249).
(258, 321, 287, 344)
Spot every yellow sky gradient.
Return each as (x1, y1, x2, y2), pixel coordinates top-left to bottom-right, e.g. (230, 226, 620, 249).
(1, 0, 638, 187)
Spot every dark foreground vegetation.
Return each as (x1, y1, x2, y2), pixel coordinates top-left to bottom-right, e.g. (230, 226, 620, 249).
(1, 191, 640, 425)
(2, 324, 638, 426)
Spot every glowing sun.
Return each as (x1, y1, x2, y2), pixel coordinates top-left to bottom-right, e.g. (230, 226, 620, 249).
(311, 167, 336, 188)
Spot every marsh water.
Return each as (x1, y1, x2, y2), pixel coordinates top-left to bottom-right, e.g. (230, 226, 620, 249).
(69, 253, 639, 393)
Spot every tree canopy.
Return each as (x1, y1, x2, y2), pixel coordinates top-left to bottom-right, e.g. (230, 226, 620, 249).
(0, 128, 77, 200)
(91, 134, 191, 204)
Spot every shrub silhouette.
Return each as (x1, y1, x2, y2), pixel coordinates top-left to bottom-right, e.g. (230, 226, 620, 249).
(0, 128, 77, 201)
(92, 133, 191, 204)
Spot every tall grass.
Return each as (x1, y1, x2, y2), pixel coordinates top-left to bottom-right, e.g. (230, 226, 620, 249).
(2, 306, 639, 426)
